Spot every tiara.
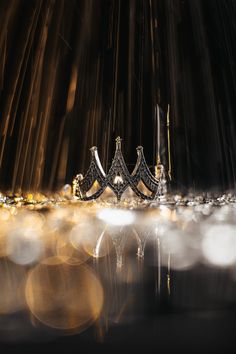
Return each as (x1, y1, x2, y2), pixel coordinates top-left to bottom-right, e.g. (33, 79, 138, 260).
(72, 137, 167, 201)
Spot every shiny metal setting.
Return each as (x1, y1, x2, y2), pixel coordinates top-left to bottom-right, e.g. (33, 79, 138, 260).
(73, 137, 167, 201)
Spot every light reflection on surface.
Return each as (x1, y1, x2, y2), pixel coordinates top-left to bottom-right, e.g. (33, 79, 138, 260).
(0, 191, 236, 338)
(25, 262, 103, 332)
(97, 208, 136, 226)
(0, 259, 27, 314)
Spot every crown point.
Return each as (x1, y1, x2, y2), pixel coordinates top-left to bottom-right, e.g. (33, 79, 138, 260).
(115, 136, 122, 149)
(90, 146, 97, 156)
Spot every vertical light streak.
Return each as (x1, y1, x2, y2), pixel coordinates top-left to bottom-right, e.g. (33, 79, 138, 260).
(167, 104, 172, 181)
(155, 234, 161, 296)
(112, 0, 120, 132)
(0, 32, 6, 90)
(0, 0, 234, 192)
(157, 237, 161, 295)
(167, 252, 171, 296)
(156, 104, 160, 165)
(0, 2, 42, 169)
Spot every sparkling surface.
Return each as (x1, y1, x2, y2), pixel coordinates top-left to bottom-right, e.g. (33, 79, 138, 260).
(0, 188, 236, 338)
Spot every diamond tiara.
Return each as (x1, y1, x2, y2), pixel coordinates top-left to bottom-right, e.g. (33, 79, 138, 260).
(72, 137, 167, 201)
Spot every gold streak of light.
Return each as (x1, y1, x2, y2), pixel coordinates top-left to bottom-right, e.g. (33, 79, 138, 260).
(0, 1, 17, 54)
(33, 1, 64, 190)
(36, 63, 56, 187)
(9, 5, 52, 138)
(18, 113, 37, 190)
(0, 2, 42, 168)
(112, 0, 120, 132)
(149, 0, 155, 89)
(11, 2, 53, 190)
(48, 114, 66, 189)
(87, 55, 100, 147)
(34, 93, 54, 190)
(66, 66, 78, 113)
(114, 295, 131, 324)
(138, 0, 144, 143)
(149, 0, 159, 168)
(29, 112, 43, 188)
(95, 319, 105, 343)
(167, 104, 172, 180)
(12, 111, 28, 190)
(0, 32, 6, 90)
(156, 104, 160, 165)
(127, 0, 135, 147)
(57, 137, 69, 184)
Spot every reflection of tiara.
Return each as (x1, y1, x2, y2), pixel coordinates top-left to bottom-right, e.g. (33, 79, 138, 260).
(72, 137, 167, 201)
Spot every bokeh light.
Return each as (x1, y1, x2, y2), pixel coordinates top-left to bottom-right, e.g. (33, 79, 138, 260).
(97, 208, 136, 226)
(0, 192, 235, 340)
(202, 224, 236, 267)
(25, 262, 104, 332)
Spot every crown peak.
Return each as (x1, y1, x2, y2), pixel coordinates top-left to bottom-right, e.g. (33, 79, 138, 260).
(116, 136, 122, 143)
(115, 136, 122, 150)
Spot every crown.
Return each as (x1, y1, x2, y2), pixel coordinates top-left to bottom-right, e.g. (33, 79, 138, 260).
(72, 137, 167, 201)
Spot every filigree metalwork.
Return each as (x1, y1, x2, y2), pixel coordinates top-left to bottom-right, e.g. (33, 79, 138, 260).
(73, 137, 167, 201)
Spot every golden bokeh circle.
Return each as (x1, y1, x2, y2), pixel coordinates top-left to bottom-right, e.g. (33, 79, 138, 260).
(25, 262, 103, 332)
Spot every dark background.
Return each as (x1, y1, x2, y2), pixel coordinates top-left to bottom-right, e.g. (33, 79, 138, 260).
(0, 0, 236, 193)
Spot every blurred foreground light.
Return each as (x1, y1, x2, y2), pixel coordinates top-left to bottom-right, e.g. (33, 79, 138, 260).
(0, 209, 11, 221)
(25, 262, 103, 333)
(7, 228, 43, 265)
(56, 230, 90, 265)
(70, 222, 111, 258)
(161, 229, 198, 270)
(60, 184, 72, 198)
(97, 208, 135, 226)
(202, 225, 236, 267)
